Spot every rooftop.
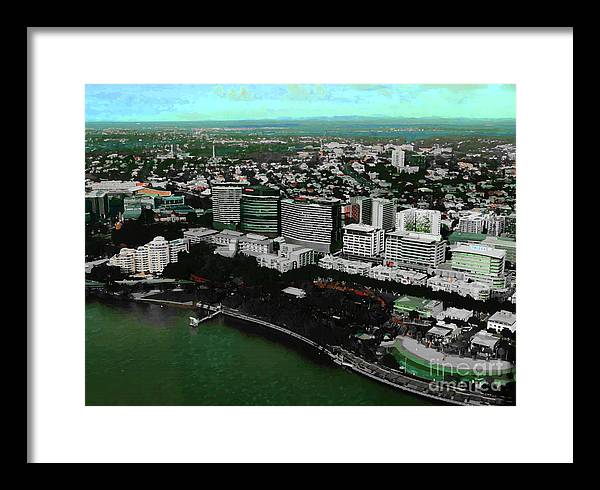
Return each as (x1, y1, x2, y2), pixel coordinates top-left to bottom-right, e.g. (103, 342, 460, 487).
(438, 307, 474, 321)
(427, 325, 454, 337)
(488, 310, 517, 325)
(282, 286, 306, 298)
(394, 295, 442, 310)
(343, 223, 377, 233)
(184, 227, 219, 237)
(470, 331, 501, 349)
(453, 243, 506, 259)
(386, 230, 443, 242)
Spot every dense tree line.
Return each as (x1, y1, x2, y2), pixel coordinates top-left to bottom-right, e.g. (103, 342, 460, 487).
(111, 215, 185, 249)
(283, 266, 515, 315)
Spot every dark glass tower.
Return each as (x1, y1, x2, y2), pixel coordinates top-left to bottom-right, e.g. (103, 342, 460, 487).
(240, 186, 281, 236)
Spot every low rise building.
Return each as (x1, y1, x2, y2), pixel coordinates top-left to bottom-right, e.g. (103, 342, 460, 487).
(318, 255, 372, 276)
(470, 331, 501, 356)
(436, 307, 474, 323)
(256, 243, 315, 273)
(237, 233, 274, 255)
(427, 271, 491, 301)
(427, 322, 460, 343)
(212, 229, 245, 247)
(487, 310, 517, 333)
(393, 295, 443, 318)
(183, 227, 220, 244)
(368, 265, 427, 285)
(282, 287, 306, 299)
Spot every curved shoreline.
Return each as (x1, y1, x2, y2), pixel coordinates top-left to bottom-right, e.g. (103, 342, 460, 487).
(220, 308, 510, 406)
(91, 293, 512, 406)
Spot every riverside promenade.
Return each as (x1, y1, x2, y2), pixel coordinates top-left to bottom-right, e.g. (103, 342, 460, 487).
(220, 308, 512, 406)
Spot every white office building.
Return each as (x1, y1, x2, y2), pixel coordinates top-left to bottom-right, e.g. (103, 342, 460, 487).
(210, 181, 246, 229)
(385, 231, 446, 268)
(342, 223, 385, 259)
(371, 198, 396, 231)
(238, 234, 274, 255)
(183, 227, 219, 244)
(281, 197, 342, 253)
(256, 243, 315, 273)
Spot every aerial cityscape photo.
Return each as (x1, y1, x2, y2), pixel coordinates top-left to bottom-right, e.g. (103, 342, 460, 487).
(85, 84, 517, 406)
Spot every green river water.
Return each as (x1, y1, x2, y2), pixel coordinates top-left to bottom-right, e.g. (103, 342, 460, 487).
(85, 299, 438, 406)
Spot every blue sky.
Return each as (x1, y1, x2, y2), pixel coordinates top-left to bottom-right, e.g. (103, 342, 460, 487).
(86, 84, 515, 122)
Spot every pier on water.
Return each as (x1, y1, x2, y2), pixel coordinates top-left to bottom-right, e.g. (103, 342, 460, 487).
(191, 303, 223, 326)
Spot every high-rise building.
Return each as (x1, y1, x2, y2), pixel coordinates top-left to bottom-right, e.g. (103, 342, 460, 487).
(353, 196, 372, 226)
(341, 203, 360, 225)
(396, 208, 441, 237)
(110, 248, 136, 274)
(135, 246, 150, 273)
(281, 197, 342, 253)
(371, 198, 395, 231)
(147, 236, 171, 273)
(240, 186, 280, 236)
(391, 148, 405, 170)
(385, 231, 447, 268)
(485, 214, 505, 237)
(210, 181, 246, 230)
(451, 243, 507, 290)
(169, 238, 190, 263)
(504, 213, 517, 236)
(85, 190, 109, 220)
(342, 223, 385, 259)
(111, 236, 190, 274)
(458, 215, 486, 234)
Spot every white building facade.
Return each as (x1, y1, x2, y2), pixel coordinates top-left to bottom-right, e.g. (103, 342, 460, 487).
(342, 223, 385, 258)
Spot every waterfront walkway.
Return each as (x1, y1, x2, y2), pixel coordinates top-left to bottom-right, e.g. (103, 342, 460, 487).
(221, 308, 327, 353)
(221, 308, 512, 406)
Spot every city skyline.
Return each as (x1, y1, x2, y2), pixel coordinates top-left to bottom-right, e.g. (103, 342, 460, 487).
(86, 84, 516, 122)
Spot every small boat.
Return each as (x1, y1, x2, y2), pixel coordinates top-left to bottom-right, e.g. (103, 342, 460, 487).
(189, 317, 200, 327)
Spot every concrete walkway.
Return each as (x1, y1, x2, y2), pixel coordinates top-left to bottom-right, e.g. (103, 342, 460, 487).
(399, 337, 513, 375)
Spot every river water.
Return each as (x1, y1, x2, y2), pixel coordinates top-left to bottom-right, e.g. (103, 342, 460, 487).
(85, 299, 438, 406)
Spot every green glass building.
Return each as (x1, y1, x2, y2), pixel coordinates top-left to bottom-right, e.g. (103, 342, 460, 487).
(240, 186, 280, 236)
(451, 243, 507, 290)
